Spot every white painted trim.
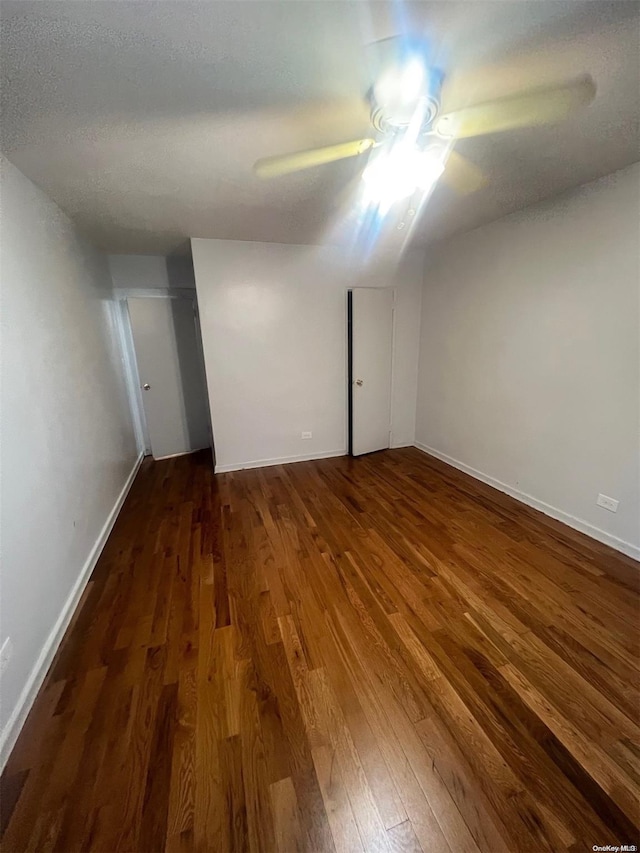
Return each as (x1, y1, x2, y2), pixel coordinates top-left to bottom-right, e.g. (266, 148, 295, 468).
(0, 452, 144, 771)
(191, 300, 215, 456)
(215, 449, 345, 474)
(388, 289, 398, 445)
(114, 299, 150, 455)
(414, 442, 640, 562)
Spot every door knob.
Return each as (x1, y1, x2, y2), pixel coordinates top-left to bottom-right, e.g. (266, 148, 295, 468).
(142, 383, 150, 390)
(354, 379, 364, 386)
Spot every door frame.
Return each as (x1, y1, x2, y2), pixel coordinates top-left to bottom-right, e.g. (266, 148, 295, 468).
(113, 289, 212, 459)
(347, 287, 396, 457)
(347, 290, 354, 456)
(114, 297, 151, 456)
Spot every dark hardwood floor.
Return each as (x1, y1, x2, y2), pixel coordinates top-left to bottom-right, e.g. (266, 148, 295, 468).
(1, 447, 638, 852)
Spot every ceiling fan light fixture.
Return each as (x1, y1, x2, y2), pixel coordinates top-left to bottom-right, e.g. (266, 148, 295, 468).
(362, 147, 445, 207)
(414, 148, 447, 190)
(369, 36, 443, 131)
(374, 58, 426, 109)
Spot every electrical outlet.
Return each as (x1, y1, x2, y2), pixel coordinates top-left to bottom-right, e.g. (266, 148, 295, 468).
(301, 431, 312, 440)
(596, 493, 619, 513)
(0, 637, 13, 678)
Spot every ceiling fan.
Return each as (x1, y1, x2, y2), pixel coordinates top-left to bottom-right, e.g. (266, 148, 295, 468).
(253, 36, 596, 206)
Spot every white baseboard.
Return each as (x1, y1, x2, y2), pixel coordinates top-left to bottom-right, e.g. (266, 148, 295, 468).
(414, 442, 640, 562)
(0, 452, 144, 771)
(215, 448, 346, 474)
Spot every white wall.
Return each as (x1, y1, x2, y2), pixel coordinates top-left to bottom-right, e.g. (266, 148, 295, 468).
(416, 164, 640, 558)
(191, 239, 423, 472)
(390, 249, 423, 448)
(0, 158, 139, 765)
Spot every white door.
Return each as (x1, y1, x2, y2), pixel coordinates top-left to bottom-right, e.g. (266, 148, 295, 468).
(128, 297, 211, 460)
(350, 288, 394, 456)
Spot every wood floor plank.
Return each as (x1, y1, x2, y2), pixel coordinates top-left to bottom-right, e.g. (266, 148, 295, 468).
(269, 776, 305, 853)
(1, 447, 638, 852)
(312, 744, 364, 853)
(386, 819, 424, 853)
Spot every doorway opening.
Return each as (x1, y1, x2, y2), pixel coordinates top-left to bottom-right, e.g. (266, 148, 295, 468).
(120, 293, 213, 461)
(347, 287, 394, 457)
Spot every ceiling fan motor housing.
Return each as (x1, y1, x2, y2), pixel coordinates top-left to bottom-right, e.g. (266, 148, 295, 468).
(370, 91, 441, 133)
(367, 50, 445, 134)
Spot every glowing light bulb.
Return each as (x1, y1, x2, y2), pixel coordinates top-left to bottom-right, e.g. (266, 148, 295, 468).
(362, 147, 445, 207)
(414, 148, 446, 190)
(375, 58, 426, 107)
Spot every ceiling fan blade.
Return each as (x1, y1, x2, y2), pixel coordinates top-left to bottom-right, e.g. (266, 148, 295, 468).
(254, 138, 376, 178)
(436, 74, 596, 138)
(442, 151, 488, 194)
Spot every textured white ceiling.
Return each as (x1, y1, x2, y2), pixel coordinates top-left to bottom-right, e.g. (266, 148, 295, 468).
(1, 1, 638, 254)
